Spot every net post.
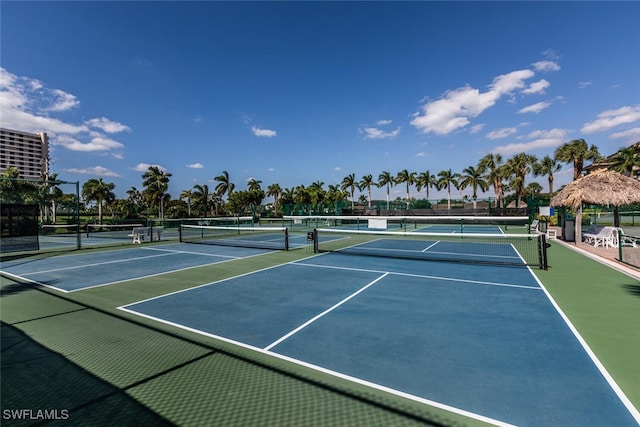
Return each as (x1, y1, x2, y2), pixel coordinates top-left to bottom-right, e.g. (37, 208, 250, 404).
(284, 227, 289, 251)
(179, 225, 184, 243)
(538, 234, 549, 270)
(312, 228, 319, 253)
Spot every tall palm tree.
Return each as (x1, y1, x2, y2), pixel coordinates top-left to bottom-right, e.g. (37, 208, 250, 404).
(267, 183, 282, 215)
(191, 184, 215, 217)
(280, 187, 295, 207)
(506, 153, 537, 207)
(247, 178, 262, 192)
(610, 143, 640, 175)
(477, 153, 506, 209)
(395, 169, 416, 209)
(142, 166, 172, 219)
(377, 171, 395, 210)
(458, 166, 489, 208)
(359, 174, 374, 207)
(82, 178, 116, 224)
(534, 155, 562, 194)
(554, 138, 601, 181)
(437, 169, 460, 210)
(179, 189, 193, 216)
(214, 170, 235, 199)
(307, 181, 325, 205)
(341, 173, 357, 209)
(415, 170, 437, 201)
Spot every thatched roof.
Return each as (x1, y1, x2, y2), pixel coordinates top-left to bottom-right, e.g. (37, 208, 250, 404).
(550, 170, 640, 208)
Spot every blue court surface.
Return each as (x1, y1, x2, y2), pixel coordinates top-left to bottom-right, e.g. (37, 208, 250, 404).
(120, 252, 638, 426)
(0, 243, 273, 292)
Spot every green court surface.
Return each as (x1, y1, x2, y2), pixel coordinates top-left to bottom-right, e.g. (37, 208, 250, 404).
(1, 240, 639, 426)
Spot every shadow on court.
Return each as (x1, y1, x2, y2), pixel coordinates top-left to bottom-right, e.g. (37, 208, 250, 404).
(622, 283, 640, 297)
(0, 275, 458, 427)
(1, 321, 174, 427)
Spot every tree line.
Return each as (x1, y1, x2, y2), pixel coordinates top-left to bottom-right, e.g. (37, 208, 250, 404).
(2, 139, 638, 224)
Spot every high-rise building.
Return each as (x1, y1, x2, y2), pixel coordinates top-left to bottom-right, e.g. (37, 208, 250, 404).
(0, 128, 50, 180)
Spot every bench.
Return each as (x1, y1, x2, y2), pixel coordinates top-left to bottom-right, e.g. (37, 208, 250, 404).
(583, 226, 617, 248)
(525, 219, 539, 233)
(128, 227, 149, 244)
(151, 226, 163, 241)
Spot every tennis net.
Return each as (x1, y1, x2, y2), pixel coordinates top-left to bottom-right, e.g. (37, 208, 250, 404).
(86, 224, 144, 239)
(283, 215, 531, 233)
(312, 228, 548, 269)
(179, 225, 290, 250)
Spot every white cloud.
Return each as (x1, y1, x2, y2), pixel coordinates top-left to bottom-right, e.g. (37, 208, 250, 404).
(518, 101, 552, 114)
(522, 79, 550, 95)
(267, 167, 275, 172)
(469, 124, 485, 134)
(252, 126, 277, 138)
(411, 68, 535, 135)
(493, 128, 568, 155)
(377, 119, 392, 126)
(132, 163, 167, 172)
(54, 134, 124, 152)
(44, 89, 80, 112)
(187, 163, 204, 169)
(486, 127, 518, 140)
(360, 126, 401, 139)
(63, 166, 119, 177)
(581, 105, 640, 134)
(0, 67, 130, 157)
(532, 60, 561, 72)
(610, 127, 640, 140)
(579, 81, 592, 89)
(334, 166, 341, 172)
(86, 117, 131, 133)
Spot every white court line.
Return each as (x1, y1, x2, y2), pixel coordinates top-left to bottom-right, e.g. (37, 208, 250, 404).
(291, 260, 541, 291)
(143, 246, 244, 259)
(14, 251, 178, 275)
(530, 269, 640, 424)
(118, 294, 515, 427)
(263, 273, 390, 351)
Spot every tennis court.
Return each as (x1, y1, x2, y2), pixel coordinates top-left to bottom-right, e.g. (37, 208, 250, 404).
(116, 237, 637, 426)
(0, 243, 275, 292)
(2, 223, 639, 426)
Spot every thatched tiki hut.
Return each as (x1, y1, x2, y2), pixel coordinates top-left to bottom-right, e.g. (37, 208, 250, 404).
(550, 170, 640, 241)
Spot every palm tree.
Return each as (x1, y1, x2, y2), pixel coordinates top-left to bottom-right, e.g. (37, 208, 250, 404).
(142, 166, 172, 219)
(437, 169, 460, 210)
(534, 155, 562, 194)
(341, 173, 357, 209)
(458, 166, 489, 208)
(377, 171, 395, 210)
(395, 169, 416, 209)
(191, 184, 216, 217)
(325, 184, 347, 204)
(554, 139, 601, 181)
(180, 189, 193, 216)
(506, 153, 537, 207)
(415, 170, 437, 202)
(247, 178, 262, 192)
(82, 178, 116, 224)
(308, 181, 326, 206)
(214, 170, 235, 199)
(478, 153, 506, 209)
(359, 174, 374, 208)
(267, 183, 283, 215)
(524, 182, 543, 197)
(280, 187, 295, 208)
(610, 143, 640, 175)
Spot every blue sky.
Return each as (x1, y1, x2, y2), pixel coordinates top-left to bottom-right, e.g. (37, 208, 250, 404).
(2, 1, 639, 201)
